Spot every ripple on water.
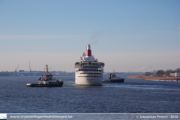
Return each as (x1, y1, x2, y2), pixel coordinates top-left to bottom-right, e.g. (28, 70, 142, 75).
(0, 76, 180, 113)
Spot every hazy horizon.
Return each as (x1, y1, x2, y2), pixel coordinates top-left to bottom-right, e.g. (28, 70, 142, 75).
(0, 0, 180, 72)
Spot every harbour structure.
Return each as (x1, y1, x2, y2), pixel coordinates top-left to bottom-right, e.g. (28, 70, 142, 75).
(74, 44, 105, 85)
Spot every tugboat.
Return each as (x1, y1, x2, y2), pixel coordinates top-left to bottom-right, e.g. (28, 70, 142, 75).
(26, 65, 63, 87)
(103, 70, 125, 83)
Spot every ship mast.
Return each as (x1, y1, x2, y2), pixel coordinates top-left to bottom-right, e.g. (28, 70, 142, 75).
(46, 65, 49, 75)
(113, 69, 115, 74)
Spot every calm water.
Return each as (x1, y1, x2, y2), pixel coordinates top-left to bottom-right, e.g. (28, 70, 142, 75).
(0, 74, 180, 113)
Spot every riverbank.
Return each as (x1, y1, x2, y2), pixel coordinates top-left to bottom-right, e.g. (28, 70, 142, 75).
(128, 75, 180, 81)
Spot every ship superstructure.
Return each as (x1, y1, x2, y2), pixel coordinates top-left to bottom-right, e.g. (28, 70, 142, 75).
(75, 44, 105, 85)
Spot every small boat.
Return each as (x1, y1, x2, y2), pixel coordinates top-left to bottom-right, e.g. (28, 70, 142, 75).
(26, 65, 63, 87)
(103, 70, 125, 83)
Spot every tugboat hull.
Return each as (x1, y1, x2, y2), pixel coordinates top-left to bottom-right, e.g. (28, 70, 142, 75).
(26, 82, 63, 87)
(103, 72, 125, 83)
(103, 79, 125, 83)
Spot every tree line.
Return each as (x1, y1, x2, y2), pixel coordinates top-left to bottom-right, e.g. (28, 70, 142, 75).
(145, 68, 180, 77)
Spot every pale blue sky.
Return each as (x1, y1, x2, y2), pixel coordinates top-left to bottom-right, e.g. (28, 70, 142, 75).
(0, 0, 180, 72)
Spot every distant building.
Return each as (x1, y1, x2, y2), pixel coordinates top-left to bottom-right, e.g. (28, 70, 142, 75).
(170, 72, 175, 77)
(175, 72, 180, 77)
(170, 72, 180, 77)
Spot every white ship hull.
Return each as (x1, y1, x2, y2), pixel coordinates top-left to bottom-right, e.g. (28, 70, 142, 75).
(75, 72, 103, 86)
(74, 44, 105, 86)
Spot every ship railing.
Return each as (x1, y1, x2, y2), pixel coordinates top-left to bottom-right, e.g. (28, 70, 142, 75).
(78, 76, 102, 77)
(81, 64, 99, 66)
(80, 73, 102, 74)
(78, 69, 103, 72)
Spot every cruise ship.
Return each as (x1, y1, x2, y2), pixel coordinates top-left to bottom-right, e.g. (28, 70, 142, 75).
(74, 44, 105, 86)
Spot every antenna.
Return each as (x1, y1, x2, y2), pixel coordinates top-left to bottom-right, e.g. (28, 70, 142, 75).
(46, 64, 48, 75)
(17, 64, 19, 70)
(113, 69, 115, 74)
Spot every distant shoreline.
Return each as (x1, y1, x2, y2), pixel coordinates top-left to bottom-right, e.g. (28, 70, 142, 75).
(128, 75, 180, 82)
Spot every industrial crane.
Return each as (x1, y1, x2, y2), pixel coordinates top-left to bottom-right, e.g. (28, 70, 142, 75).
(15, 64, 19, 76)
